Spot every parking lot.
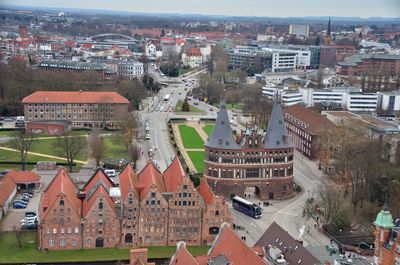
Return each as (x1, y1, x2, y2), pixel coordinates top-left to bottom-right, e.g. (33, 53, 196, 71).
(1, 187, 41, 231)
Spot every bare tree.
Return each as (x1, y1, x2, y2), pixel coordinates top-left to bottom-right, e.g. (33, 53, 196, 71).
(119, 112, 139, 151)
(56, 132, 85, 173)
(316, 66, 324, 89)
(129, 142, 141, 165)
(10, 130, 34, 171)
(139, 54, 150, 75)
(88, 129, 106, 167)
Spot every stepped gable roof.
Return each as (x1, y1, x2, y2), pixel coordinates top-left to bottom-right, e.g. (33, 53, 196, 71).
(22, 91, 129, 104)
(263, 98, 293, 149)
(119, 164, 139, 201)
(137, 160, 165, 199)
(197, 180, 214, 205)
(208, 223, 266, 265)
(5, 171, 40, 184)
(41, 168, 80, 218)
(83, 169, 115, 192)
(255, 221, 320, 265)
(0, 175, 16, 207)
(83, 184, 117, 217)
(163, 156, 186, 192)
(169, 242, 199, 265)
(205, 99, 240, 150)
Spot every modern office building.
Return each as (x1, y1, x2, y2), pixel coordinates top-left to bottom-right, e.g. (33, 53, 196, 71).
(106, 60, 144, 79)
(377, 91, 400, 116)
(204, 99, 294, 200)
(38, 158, 232, 250)
(343, 92, 378, 113)
(289, 24, 310, 38)
(227, 46, 272, 71)
(22, 91, 129, 129)
(262, 84, 303, 107)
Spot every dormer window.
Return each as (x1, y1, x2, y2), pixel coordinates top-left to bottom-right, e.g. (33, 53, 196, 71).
(59, 200, 64, 206)
(218, 138, 223, 144)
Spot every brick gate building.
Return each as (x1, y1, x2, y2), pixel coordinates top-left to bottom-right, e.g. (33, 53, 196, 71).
(204, 99, 294, 200)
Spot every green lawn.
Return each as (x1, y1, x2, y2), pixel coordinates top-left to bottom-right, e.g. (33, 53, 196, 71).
(202, 124, 214, 137)
(102, 135, 130, 160)
(187, 151, 205, 173)
(178, 125, 204, 149)
(0, 232, 209, 263)
(174, 100, 205, 113)
(0, 130, 20, 137)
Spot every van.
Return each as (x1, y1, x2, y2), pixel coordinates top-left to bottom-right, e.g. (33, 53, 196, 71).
(104, 169, 116, 178)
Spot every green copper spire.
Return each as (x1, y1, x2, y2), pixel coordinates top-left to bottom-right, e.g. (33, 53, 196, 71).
(374, 198, 394, 229)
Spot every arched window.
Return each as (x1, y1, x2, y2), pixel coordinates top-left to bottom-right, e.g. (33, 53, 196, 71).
(125, 233, 133, 243)
(59, 200, 64, 206)
(99, 202, 103, 210)
(215, 210, 219, 216)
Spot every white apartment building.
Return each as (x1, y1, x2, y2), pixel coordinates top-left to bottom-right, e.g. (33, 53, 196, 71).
(262, 84, 303, 106)
(263, 48, 310, 72)
(300, 87, 362, 108)
(344, 92, 378, 113)
(289, 24, 310, 38)
(116, 61, 144, 78)
(145, 42, 157, 57)
(377, 91, 400, 115)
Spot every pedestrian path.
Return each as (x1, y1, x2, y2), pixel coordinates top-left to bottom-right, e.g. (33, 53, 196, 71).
(0, 146, 86, 164)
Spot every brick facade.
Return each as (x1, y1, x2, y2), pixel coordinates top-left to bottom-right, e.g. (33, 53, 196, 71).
(204, 99, 295, 201)
(39, 159, 232, 250)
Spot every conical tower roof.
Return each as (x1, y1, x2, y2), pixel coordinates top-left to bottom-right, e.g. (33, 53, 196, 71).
(263, 98, 293, 149)
(205, 99, 240, 150)
(374, 200, 394, 229)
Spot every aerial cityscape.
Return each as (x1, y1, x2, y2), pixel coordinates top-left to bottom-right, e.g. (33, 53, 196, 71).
(0, 0, 399, 264)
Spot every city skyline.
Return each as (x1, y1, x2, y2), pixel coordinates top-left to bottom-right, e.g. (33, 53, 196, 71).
(2, 0, 400, 18)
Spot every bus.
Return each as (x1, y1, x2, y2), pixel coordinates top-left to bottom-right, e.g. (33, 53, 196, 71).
(163, 94, 170, 102)
(232, 196, 262, 219)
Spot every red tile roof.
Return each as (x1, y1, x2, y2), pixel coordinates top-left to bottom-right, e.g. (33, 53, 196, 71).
(81, 43, 94, 49)
(284, 104, 334, 135)
(40, 168, 80, 218)
(208, 223, 266, 265)
(137, 161, 165, 199)
(197, 180, 214, 205)
(22, 91, 129, 104)
(185, 47, 202, 57)
(119, 164, 139, 200)
(163, 157, 186, 192)
(175, 38, 186, 46)
(0, 176, 16, 207)
(255, 221, 320, 265)
(83, 184, 117, 217)
(83, 169, 115, 192)
(5, 171, 40, 184)
(169, 242, 199, 265)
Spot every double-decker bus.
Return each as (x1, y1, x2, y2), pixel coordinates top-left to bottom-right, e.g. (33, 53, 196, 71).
(232, 196, 262, 219)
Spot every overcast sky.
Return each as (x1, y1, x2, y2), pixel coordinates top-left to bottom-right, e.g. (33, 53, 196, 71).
(2, 0, 400, 18)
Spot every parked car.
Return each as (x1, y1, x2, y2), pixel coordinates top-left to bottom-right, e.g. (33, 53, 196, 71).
(22, 193, 33, 198)
(20, 196, 30, 202)
(13, 203, 27, 209)
(14, 200, 27, 205)
(145, 134, 150, 140)
(21, 216, 37, 225)
(22, 222, 38, 230)
(25, 211, 36, 217)
(104, 169, 116, 178)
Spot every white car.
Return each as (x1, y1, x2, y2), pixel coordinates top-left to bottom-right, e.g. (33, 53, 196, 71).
(145, 134, 150, 140)
(104, 169, 116, 178)
(21, 216, 37, 225)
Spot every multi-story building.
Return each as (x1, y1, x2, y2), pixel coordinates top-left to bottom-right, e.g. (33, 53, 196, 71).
(373, 204, 400, 265)
(289, 24, 310, 38)
(337, 54, 400, 77)
(262, 84, 303, 107)
(107, 61, 144, 79)
(204, 99, 294, 201)
(343, 91, 378, 113)
(262, 48, 300, 72)
(22, 91, 129, 129)
(227, 46, 272, 72)
(38, 158, 232, 250)
(284, 104, 335, 158)
(377, 91, 400, 116)
(182, 47, 203, 68)
(38, 60, 116, 79)
(300, 87, 361, 108)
